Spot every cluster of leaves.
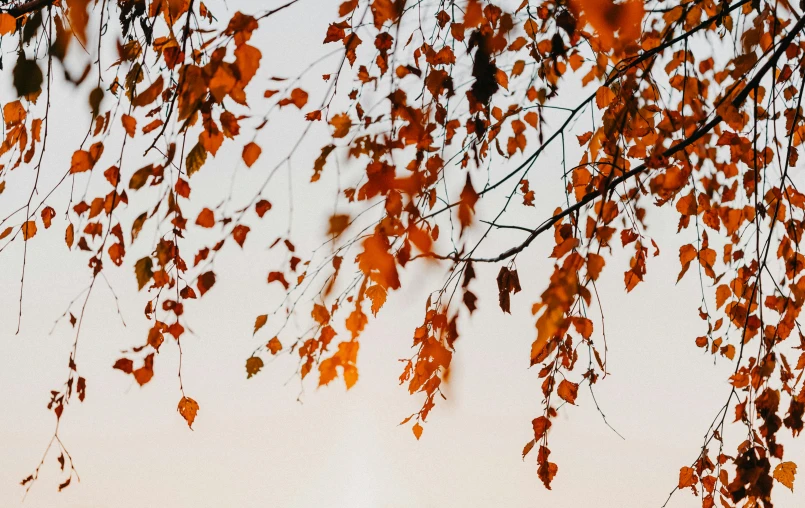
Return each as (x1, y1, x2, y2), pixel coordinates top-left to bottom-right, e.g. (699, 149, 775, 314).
(4, 0, 805, 505)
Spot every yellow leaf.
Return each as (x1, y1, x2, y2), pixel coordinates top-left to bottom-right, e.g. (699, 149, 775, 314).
(774, 461, 797, 491)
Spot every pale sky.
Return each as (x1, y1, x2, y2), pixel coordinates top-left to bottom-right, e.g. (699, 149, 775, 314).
(1, 1, 804, 507)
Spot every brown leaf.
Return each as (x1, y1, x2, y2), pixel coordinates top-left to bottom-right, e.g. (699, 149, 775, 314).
(457, 175, 478, 231)
(328, 214, 350, 236)
(245, 356, 264, 379)
(135, 257, 153, 290)
(197, 271, 216, 296)
(112, 358, 133, 374)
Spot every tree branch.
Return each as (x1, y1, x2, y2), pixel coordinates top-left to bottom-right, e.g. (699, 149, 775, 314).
(3, 0, 55, 17)
(459, 13, 805, 264)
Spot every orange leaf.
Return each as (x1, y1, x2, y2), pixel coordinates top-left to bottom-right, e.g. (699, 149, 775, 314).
(267, 337, 282, 354)
(196, 208, 215, 228)
(253, 314, 268, 335)
(412, 422, 423, 440)
(177, 396, 199, 429)
(557, 380, 578, 404)
(69, 150, 94, 173)
(41, 207, 56, 229)
(678, 466, 697, 489)
(132, 76, 164, 108)
(678, 244, 697, 282)
(587, 253, 605, 280)
(278, 88, 308, 108)
(457, 175, 478, 231)
(232, 224, 250, 247)
(255, 200, 272, 217)
(715, 284, 731, 310)
(0, 14, 15, 35)
(21, 220, 37, 240)
(121, 114, 136, 137)
(242, 142, 261, 167)
(330, 113, 352, 138)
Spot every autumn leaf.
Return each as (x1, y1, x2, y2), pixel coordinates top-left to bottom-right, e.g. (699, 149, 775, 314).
(774, 461, 797, 491)
(328, 214, 350, 236)
(457, 175, 478, 232)
(330, 113, 352, 138)
(132, 76, 163, 107)
(255, 199, 272, 217)
(0, 14, 15, 36)
(41, 207, 56, 229)
(186, 143, 208, 176)
(557, 380, 578, 404)
(365, 284, 387, 316)
(678, 466, 697, 489)
(242, 142, 261, 167)
(121, 114, 136, 137)
(69, 150, 94, 173)
(254, 314, 268, 335)
(412, 422, 423, 440)
(196, 208, 215, 228)
(197, 271, 216, 296)
(245, 356, 264, 379)
(132, 354, 155, 386)
(177, 396, 199, 429)
(135, 257, 153, 290)
(267, 337, 282, 354)
(278, 88, 308, 108)
(232, 224, 250, 247)
(112, 358, 134, 374)
(21, 221, 37, 240)
(357, 233, 400, 290)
